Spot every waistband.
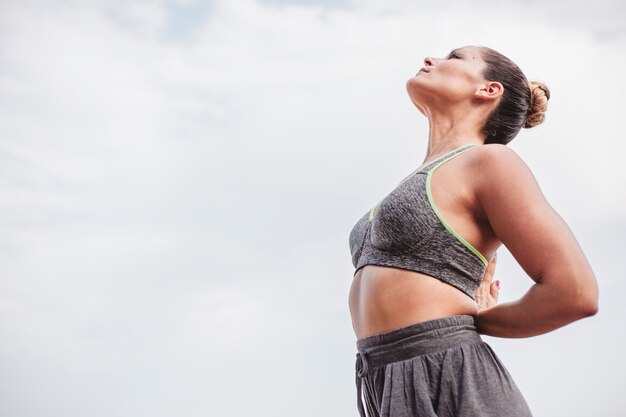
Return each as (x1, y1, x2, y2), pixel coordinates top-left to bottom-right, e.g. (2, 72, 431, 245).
(354, 315, 481, 417)
(356, 314, 481, 374)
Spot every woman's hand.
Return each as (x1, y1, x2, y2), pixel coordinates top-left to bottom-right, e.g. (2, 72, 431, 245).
(475, 253, 500, 312)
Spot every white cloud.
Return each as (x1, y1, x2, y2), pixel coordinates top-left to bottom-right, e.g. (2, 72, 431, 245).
(0, 0, 624, 416)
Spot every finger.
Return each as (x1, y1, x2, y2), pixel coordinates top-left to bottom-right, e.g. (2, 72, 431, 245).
(482, 253, 498, 284)
(490, 280, 500, 303)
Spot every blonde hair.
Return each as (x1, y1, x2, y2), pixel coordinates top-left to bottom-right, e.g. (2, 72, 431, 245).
(524, 81, 550, 129)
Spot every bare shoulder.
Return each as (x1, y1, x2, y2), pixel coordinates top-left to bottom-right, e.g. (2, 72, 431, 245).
(464, 143, 541, 196)
(466, 143, 529, 172)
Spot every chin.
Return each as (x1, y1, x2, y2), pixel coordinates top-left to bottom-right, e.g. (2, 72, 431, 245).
(406, 74, 427, 91)
(406, 79, 427, 107)
(406, 77, 418, 95)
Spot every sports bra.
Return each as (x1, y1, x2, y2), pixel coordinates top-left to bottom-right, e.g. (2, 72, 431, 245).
(349, 144, 488, 299)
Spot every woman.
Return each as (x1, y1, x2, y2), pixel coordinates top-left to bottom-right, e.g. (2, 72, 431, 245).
(348, 46, 598, 417)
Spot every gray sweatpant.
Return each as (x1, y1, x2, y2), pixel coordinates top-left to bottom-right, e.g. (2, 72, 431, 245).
(355, 315, 532, 417)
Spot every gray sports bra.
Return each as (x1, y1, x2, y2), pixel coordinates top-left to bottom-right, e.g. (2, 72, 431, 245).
(349, 144, 488, 299)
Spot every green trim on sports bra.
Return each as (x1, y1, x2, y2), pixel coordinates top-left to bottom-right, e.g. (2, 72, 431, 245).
(368, 144, 477, 223)
(426, 146, 489, 267)
(369, 200, 380, 221)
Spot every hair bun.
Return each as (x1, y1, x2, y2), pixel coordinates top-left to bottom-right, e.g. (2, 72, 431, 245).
(524, 81, 550, 129)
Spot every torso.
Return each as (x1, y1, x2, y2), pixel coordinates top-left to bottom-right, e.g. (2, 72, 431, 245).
(349, 267, 480, 339)
(348, 145, 500, 340)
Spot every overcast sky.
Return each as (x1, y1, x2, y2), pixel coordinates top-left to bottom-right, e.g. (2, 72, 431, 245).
(0, 0, 625, 416)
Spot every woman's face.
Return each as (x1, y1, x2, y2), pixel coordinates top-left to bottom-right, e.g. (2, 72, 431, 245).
(406, 46, 488, 114)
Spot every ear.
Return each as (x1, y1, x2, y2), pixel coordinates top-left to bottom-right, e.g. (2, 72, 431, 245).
(475, 81, 503, 101)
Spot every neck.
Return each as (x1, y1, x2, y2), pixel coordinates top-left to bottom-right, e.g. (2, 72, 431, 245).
(422, 105, 486, 163)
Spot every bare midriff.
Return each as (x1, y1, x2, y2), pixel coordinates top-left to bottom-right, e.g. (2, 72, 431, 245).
(349, 265, 479, 340)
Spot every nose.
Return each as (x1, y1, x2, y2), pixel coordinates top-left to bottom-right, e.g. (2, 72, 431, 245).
(424, 56, 435, 67)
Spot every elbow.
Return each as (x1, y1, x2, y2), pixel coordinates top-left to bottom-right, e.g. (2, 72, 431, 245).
(578, 296, 598, 317)
(559, 293, 598, 323)
(553, 280, 598, 321)
(577, 300, 598, 318)
(571, 287, 599, 319)
(562, 269, 599, 319)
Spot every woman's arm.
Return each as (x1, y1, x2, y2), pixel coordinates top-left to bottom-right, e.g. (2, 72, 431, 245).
(471, 145, 598, 338)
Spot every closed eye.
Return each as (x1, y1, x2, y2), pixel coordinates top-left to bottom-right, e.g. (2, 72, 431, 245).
(449, 51, 462, 59)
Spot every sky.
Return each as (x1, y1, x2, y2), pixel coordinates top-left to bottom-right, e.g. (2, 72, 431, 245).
(0, 0, 625, 416)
